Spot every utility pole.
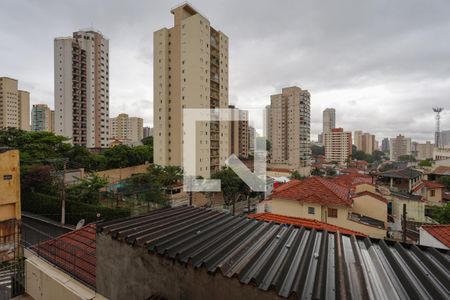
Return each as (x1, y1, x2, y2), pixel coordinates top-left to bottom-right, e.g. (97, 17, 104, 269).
(402, 204, 407, 243)
(61, 160, 67, 225)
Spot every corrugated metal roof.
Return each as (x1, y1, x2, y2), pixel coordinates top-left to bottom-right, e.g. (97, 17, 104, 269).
(98, 206, 450, 299)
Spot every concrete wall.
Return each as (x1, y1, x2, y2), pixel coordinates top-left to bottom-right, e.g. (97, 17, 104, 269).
(351, 195, 387, 225)
(25, 251, 106, 300)
(96, 233, 282, 300)
(418, 228, 449, 250)
(271, 198, 322, 221)
(96, 162, 150, 184)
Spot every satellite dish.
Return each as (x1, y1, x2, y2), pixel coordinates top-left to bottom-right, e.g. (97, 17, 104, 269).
(76, 219, 85, 230)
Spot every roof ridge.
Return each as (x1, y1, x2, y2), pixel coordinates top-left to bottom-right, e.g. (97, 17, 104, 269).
(315, 176, 351, 202)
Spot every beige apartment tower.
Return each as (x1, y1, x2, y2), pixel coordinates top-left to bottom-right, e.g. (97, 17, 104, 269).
(324, 128, 352, 165)
(267, 86, 311, 175)
(54, 29, 110, 148)
(390, 134, 412, 161)
(154, 3, 229, 178)
(0, 77, 30, 131)
(229, 106, 249, 159)
(110, 113, 144, 143)
(354, 131, 376, 155)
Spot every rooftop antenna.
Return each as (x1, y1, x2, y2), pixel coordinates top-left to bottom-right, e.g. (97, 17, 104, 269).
(433, 107, 444, 148)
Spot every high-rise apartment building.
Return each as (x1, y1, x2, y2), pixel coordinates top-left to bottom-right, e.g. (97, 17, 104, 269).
(389, 134, 412, 161)
(110, 113, 143, 143)
(267, 86, 311, 174)
(249, 126, 256, 156)
(143, 126, 153, 138)
(264, 104, 272, 141)
(438, 130, 450, 148)
(381, 138, 390, 153)
(0, 77, 30, 131)
(323, 108, 336, 133)
(323, 128, 352, 165)
(354, 131, 376, 154)
(54, 29, 110, 148)
(153, 3, 229, 178)
(229, 106, 249, 159)
(31, 104, 54, 132)
(412, 141, 434, 160)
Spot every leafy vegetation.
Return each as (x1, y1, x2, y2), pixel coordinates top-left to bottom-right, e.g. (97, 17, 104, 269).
(397, 154, 416, 162)
(290, 170, 305, 180)
(418, 159, 433, 167)
(437, 176, 450, 190)
(430, 203, 450, 224)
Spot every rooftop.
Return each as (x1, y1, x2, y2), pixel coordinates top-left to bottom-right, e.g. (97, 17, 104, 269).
(422, 225, 450, 248)
(271, 176, 352, 207)
(332, 173, 373, 188)
(98, 207, 450, 299)
(431, 166, 450, 176)
(379, 168, 423, 179)
(247, 212, 366, 237)
(31, 224, 96, 287)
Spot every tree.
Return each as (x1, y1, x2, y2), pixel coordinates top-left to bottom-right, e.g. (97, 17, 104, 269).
(398, 154, 416, 162)
(437, 176, 450, 190)
(311, 167, 324, 176)
(141, 136, 153, 146)
(418, 159, 433, 167)
(66, 173, 108, 204)
(290, 170, 305, 180)
(211, 167, 249, 215)
(121, 173, 165, 210)
(431, 203, 450, 224)
(325, 167, 337, 177)
(21, 164, 56, 194)
(311, 145, 324, 156)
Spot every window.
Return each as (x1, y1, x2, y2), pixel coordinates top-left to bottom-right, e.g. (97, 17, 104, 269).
(308, 207, 315, 215)
(328, 208, 338, 218)
(430, 190, 435, 197)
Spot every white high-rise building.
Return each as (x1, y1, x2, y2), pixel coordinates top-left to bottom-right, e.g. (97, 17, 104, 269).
(54, 29, 110, 148)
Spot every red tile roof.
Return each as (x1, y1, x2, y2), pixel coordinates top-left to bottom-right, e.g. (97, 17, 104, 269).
(271, 176, 352, 207)
(332, 173, 373, 188)
(340, 168, 366, 174)
(421, 225, 450, 248)
(248, 213, 366, 237)
(423, 180, 446, 189)
(431, 166, 450, 176)
(31, 224, 96, 287)
(353, 191, 388, 203)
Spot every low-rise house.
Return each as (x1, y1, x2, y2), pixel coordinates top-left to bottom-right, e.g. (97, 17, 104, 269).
(377, 168, 423, 193)
(419, 225, 450, 250)
(427, 165, 450, 181)
(269, 175, 387, 238)
(413, 180, 446, 206)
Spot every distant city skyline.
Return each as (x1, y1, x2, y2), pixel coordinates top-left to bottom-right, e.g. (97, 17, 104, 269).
(1, 0, 450, 142)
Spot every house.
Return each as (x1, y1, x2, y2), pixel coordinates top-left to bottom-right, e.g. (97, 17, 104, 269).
(413, 180, 446, 206)
(269, 176, 387, 238)
(427, 165, 450, 181)
(96, 206, 450, 300)
(419, 225, 450, 250)
(377, 168, 423, 193)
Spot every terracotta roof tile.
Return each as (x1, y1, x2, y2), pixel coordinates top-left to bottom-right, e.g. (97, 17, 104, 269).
(31, 224, 96, 287)
(431, 166, 450, 176)
(332, 173, 373, 188)
(247, 213, 366, 237)
(271, 176, 352, 207)
(423, 180, 446, 189)
(421, 225, 450, 248)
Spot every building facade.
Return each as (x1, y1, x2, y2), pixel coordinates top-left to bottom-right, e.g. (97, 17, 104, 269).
(153, 3, 229, 178)
(54, 29, 110, 148)
(413, 141, 434, 160)
(381, 137, 390, 153)
(390, 134, 412, 161)
(31, 104, 54, 132)
(354, 131, 376, 155)
(229, 106, 249, 159)
(322, 108, 336, 134)
(0, 77, 30, 130)
(438, 130, 450, 148)
(143, 126, 153, 138)
(110, 113, 143, 144)
(267, 86, 311, 175)
(324, 128, 352, 164)
(249, 126, 255, 156)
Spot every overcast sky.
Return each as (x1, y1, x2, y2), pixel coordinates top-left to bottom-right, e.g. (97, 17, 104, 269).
(1, 0, 449, 142)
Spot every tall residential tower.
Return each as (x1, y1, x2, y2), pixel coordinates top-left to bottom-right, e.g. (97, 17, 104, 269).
(267, 86, 311, 175)
(0, 77, 30, 131)
(153, 3, 229, 178)
(54, 29, 110, 148)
